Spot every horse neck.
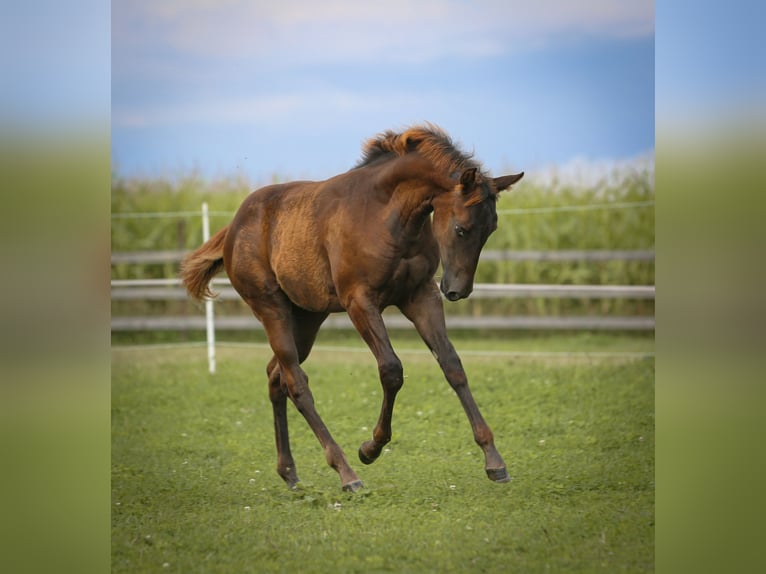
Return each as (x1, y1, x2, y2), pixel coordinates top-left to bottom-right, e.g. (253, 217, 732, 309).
(362, 152, 452, 249)
(386, 160, 449, 224)
(385, 180, 438, 238)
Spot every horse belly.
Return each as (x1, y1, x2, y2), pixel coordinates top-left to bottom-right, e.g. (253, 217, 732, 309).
(272, 251, 343, 313)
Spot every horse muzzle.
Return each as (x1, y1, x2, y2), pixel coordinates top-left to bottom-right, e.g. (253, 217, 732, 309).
(440, 276, 472, 301)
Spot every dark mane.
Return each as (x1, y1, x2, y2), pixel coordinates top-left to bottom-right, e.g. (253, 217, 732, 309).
(355, 123, 494, 205)
(355, 123, 486, 177)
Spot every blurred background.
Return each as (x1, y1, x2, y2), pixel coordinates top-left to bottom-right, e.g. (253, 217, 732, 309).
(110, 0, 656, 341)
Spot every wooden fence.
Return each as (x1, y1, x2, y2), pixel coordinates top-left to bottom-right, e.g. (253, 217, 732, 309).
(111, 250, 655, 332)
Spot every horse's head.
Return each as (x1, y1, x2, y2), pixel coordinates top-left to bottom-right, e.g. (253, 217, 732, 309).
(433, 169, 524, 301)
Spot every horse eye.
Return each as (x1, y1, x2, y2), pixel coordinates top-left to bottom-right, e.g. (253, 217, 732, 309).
(455, 225, 466, 238)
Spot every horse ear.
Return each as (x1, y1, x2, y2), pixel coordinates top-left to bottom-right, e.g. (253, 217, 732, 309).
(460, 167, 478, 193)
(493, 172, 524, 192)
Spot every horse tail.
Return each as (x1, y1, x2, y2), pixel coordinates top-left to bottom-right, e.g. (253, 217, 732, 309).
(180, 225, 229, 301)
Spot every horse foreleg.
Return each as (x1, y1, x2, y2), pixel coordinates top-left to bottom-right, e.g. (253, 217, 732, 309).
(346, 298, 404, 465)
(267, 357, 299, 488)
(399, 285, 510, 483)
(440, 351, 510, 483)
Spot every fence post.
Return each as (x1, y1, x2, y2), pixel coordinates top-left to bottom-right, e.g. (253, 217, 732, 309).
(202, 202, 216, 374)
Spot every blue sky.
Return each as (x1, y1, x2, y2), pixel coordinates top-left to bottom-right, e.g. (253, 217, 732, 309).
(111, 1, 655, 183)
(656, 0, 765, 127)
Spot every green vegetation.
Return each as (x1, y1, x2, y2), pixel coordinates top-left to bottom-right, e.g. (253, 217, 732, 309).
(112, 335, 654, 572)
(111, 169, 654, 321)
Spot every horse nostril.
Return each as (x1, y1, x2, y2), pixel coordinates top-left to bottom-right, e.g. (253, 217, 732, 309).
(446, 291, 461, 302)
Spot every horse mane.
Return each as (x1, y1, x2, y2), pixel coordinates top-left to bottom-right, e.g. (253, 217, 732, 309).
(355, 123, 494, 205)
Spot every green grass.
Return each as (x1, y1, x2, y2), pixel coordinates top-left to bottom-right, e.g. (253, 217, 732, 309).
(112, 334, 654, 572)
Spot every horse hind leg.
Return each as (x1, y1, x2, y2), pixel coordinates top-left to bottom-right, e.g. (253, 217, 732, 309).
(267, 356, 299, 488)
(267, 309, 325, 488)
(262, 305, 363, 492)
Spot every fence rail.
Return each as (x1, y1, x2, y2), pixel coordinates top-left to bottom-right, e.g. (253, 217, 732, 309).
(111, 249, 655, 265)
(111, 280, 655, 301)
(111, 278, 655, 331)
(112, 314, 654, 332)
(112, 258, 655, 332)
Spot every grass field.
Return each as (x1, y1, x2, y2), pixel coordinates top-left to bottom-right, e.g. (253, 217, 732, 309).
(112, 333, 654, 573)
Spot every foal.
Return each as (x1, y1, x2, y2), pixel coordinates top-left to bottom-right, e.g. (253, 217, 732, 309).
(181, 124, 523, 491)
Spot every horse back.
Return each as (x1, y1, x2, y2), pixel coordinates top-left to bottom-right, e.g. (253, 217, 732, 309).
(224, 162, 440, 314)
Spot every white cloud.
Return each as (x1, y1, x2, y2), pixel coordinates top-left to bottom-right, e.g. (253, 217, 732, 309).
(112, 88, 432, 128)
(111, 0, 655, 164)
(114, 0, 654, 66)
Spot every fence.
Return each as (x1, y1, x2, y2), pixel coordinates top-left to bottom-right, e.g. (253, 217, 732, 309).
(112, 203, 655, 372)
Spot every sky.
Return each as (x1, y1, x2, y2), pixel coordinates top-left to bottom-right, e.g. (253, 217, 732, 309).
(655, 0, 765, 130)
(111, 0, 655, 184)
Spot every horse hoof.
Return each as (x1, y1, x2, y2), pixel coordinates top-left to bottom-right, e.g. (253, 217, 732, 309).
(486, 467, 511, 483)
(342, 479, 364, 493)
(278, 469, 300, 489)
(358, 444, 379, 465)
